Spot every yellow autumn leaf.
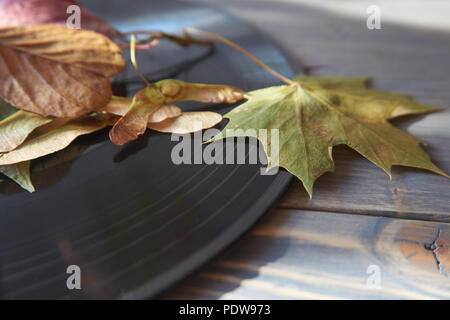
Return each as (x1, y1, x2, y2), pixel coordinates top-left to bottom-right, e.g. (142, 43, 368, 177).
(0, 115, 110, 165)
(0, 109, 53, 153)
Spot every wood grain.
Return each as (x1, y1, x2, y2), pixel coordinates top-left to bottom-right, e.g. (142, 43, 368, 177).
(163, 209, 449, 299)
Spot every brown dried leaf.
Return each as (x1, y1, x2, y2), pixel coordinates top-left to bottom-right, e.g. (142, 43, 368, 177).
(0, 25, 126, 118)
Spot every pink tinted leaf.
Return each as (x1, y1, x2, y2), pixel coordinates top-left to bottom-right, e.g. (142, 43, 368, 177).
(0, 0, 115, 37)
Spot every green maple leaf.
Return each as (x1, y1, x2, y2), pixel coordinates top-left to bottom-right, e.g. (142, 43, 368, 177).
(213, 74, 448, 197)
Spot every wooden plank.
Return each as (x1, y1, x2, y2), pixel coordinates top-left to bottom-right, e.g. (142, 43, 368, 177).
(162, 209, 450, 299)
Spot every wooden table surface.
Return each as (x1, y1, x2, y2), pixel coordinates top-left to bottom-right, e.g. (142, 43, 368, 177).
(163, 0, 450, 299)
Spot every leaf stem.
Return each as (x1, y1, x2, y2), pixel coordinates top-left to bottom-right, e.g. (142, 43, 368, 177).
(130, 34, 152, 87)
(185, 27, 295, 86)
(117, 30, 214, 47)
(119, 37, 160, 50)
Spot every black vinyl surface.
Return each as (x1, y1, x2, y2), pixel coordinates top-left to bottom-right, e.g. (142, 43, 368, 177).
(0, 0, 296, 299)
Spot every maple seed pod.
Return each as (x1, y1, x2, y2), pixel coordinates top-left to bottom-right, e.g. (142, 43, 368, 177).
(160, 81, 182, 98)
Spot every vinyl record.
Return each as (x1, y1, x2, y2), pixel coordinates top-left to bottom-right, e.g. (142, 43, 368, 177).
(0, 0, 297, 299)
